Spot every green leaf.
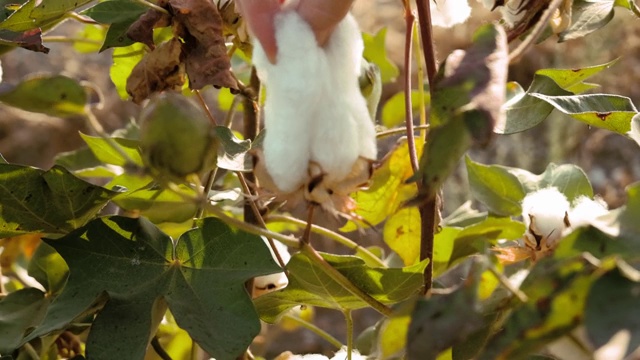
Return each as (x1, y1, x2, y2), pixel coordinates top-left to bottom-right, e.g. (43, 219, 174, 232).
(480, 256, 601, 359)
(585, 264, 640, 358)
(408, 259, 485, 360)
(466, 156, 526, 216)
(213, 126, 252, 172)
(0, 164, 117, 237)
(27, 242, 69, 296)
(342, 139, 420, 232)
(533, 163, 594, 202)
(0, 0, 37, 32)
(378, 300, 416, 360)
(28, 216, 281, 360)
(80, 133, 143, 167)
(100, 21, 137, 51)
(111, 175, 199, 224)
(82, 0, 147, 24)
(30, 0, 95, 28)
(362, 28, 399, 83)
(529, 93, 636, 134)
(535, 59, 618, 93)
(559, 0, 615, 42)
(73, 24, 106, 53)
(110, 42, 146, 99)
(450, 217, 526, 265)
(381, 91, 430, 128)
(383, 207, 421, 266)
(0, 288, 49, 353)
(254, 253, 427, 323)
(0, 75, 87, 117)
(497, 75, 572, 134)
(55, 146, 102, 173)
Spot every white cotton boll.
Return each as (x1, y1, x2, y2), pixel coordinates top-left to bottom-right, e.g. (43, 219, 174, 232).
(569, 196, 608, 229)
(313, 14, 377, 183)
(431, 0, 472, 28)
(628, 115, 640, 148)
(253, 237, 291, 292)
(331, 347, 367, 360)
(522, 187, 570, 250)
(252, 11, 322, 192)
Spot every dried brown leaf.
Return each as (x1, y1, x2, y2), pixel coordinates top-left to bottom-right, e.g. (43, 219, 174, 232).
(126, 4, 172, 48)
(126, 37, 185, 104)
(169, 0, 238, 90)
(0, 28, 49, 53)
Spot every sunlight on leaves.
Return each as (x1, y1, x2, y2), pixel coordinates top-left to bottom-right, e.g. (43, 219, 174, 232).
(362, 28, 399, 83)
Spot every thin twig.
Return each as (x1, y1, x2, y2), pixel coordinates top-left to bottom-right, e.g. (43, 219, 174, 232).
(133, 0, 169, 14)
(486, 263, 529, 303)
(236, 172, 289, 272)
(266, 214, 386, 268)
(151, 336, 173, 360)
(194, 90, 218, 126)
(281, 314, 343, 349)
(42, 36, 103, 45)
(412, 23, 428, 140)
(508, 0, 563, 63)
(344, 309, 354, 360)
(206, 204, 300, 248)
(195, 167, 218, 220)
(403, 9, 419, 174)
(23, 343, 40, 360)
(66, 12, 99, 24)
(299, 242, 393, 317)
(415, 0, 438, 84)
(376, 124, 430, 139)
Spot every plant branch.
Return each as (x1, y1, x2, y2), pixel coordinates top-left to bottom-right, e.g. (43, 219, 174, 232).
(508, 0, 563, 63)
(414, 0, 440, 293)
(42, 36, 103, 45)
(299, 241, 393, 317)
(403, 8, 419, 174)
(206, 204, 299, 248)
(344, 309, 354, 360)
(413, 23, 428, 140)
(376, 124, 430, 139)
(133, 0, 169, 14)
(266, 214, 386, 267)
(151, 336, 173, 360)
(281, 314, 343, 349)
(194, 90, 218, 126)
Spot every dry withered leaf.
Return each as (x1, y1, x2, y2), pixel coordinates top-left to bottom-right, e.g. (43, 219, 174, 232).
(0, 28, 49, 53)
(126, 37, 185, 104)
(126, 2, 171, 48)
(169, 0, 238, 90)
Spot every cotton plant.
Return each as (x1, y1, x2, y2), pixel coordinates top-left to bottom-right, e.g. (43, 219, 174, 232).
(274, 347, 367, 360)
(430, 0, 471, 28)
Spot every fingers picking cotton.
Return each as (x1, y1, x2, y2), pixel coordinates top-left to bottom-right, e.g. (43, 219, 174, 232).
(521, 187, 570, 253)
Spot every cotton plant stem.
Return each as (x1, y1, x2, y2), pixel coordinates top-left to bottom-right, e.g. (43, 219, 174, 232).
(236, 172, 289, 272)
(42, 36, 103, 46)
(508, 0, 564, 63)
(265, 214, 386, 268)
(281, 314, 343, 349)
(376, 125, 430, 139)
(195, 167, 218, 220)
(413, 23, 428, 140)
(403, 8, 419, 174)
(194, 90, 218, 126)
(151, 336, 173, 360)
(344, 309, 354, 360)
(415, 0, 439, 293)
(206, 204, 299, 248)
(299, 241, 393, 317)
(486, 263, 529, 303)
(133, 0, 169, 14)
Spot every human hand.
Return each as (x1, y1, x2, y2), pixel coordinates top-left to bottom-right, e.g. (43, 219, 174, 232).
(236, 0, 355, 63)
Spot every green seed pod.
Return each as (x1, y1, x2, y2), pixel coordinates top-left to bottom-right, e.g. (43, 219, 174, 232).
(139, 92, 217, 180)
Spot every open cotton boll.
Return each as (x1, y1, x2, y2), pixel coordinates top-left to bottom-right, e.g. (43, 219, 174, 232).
(274, 352, 329, 360)
(310, 13, 375, 183)
(431, 0, 471, 28)
(568, 196, 608, 229)
(253, 237, 291, 296)
(521, 187, 570, 252)
(629, 115, 640, 148)
(252, 10, 322, 193)
(331, 347, 368, 360)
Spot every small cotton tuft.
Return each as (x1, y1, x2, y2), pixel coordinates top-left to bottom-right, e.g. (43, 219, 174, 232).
(331, 347, 367, 360)
(568, 196, 608, 230)
(431, 0, 471, 28)
(628, 115, 640, 148)
(521, 187, 570, 251)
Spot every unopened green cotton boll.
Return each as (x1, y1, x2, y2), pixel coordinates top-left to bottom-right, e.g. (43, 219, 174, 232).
(359, 60, 382, 121)
(139, 92, 217, 180)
